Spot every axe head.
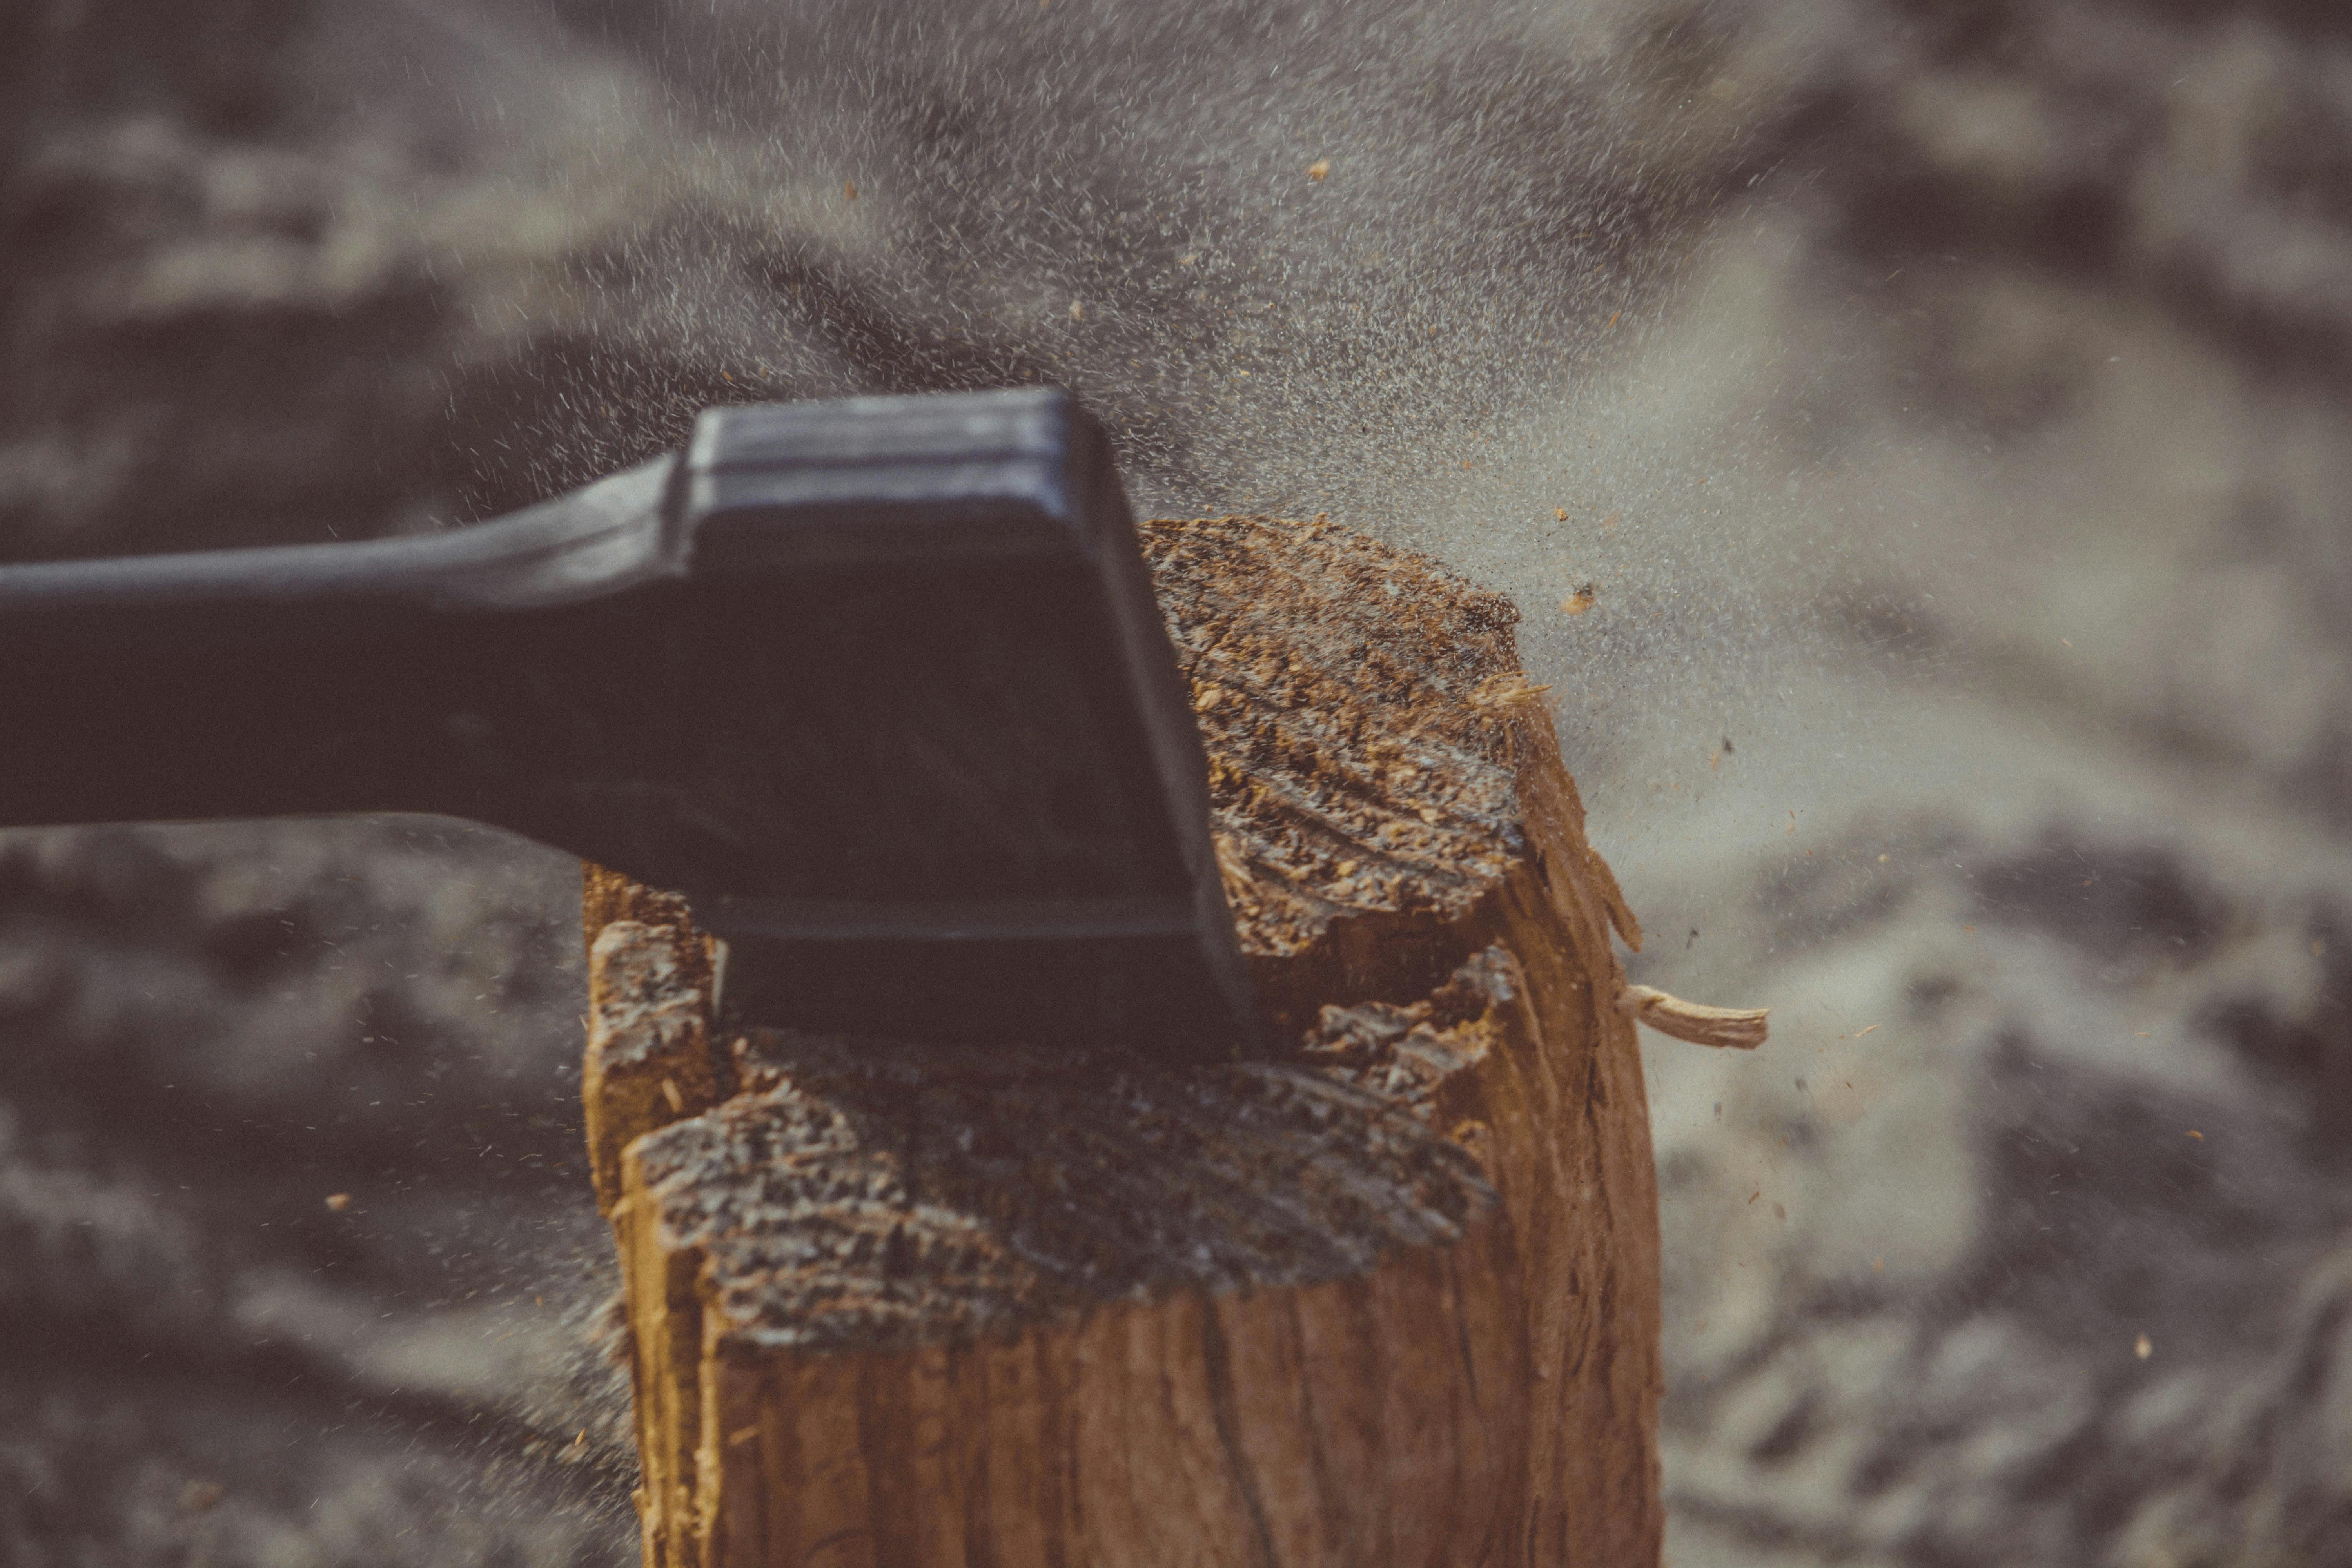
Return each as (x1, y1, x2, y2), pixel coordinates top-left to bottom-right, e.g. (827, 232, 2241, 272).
(654, 388, 1260, 1056)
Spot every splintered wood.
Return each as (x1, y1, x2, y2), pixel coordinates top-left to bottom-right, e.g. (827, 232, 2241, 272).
(586, 516, 1670, 1568)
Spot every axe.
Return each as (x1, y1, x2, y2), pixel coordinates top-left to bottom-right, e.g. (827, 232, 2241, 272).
(0, 388, 1263, 1057)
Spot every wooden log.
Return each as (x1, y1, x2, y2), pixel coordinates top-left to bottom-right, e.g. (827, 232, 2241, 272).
(584, 516, 1666, 1567)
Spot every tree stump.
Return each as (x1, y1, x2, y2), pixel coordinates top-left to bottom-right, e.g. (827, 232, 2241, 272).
(583, 516, 1666, 1568)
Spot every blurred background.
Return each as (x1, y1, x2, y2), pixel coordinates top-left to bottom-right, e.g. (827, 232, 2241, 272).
(4, 1, 2349, 1563)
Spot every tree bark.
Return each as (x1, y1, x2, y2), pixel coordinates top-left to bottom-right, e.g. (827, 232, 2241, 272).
(583, 515, 1666, 1567)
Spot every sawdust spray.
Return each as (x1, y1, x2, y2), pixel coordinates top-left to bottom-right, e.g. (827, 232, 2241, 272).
(350, 0, 1892, 1551)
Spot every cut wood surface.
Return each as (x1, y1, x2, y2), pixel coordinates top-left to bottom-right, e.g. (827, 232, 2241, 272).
(583, 516, 1666, 1567)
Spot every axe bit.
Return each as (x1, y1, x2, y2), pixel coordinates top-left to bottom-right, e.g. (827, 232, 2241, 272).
(0, 388, 1263, 1058)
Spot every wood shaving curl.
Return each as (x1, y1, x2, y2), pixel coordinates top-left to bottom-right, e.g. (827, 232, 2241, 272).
(1618, 984, 1768, 1050)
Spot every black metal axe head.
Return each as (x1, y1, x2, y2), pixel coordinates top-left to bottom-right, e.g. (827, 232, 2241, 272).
(0, 388, 1263, 1058)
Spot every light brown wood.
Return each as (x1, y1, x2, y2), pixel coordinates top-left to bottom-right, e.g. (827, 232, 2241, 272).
(1620, 985, 1769, 1051)
(584, 516, 1666, 1567)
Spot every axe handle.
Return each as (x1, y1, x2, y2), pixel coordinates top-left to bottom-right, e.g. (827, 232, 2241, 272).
(0, 457, 682, 835)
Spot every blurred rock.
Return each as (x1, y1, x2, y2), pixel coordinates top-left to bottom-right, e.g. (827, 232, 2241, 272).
(1652, 825, 2352, 1568)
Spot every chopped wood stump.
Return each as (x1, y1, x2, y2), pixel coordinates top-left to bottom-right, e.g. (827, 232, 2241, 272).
(583, 515, 1665, 1568)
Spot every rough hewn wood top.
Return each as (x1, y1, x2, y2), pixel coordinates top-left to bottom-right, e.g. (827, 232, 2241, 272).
(627, 965, 1508, 1352)
(1143, 515, 1534, 961)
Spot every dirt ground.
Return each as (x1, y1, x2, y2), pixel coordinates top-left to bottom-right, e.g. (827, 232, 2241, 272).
(5, 2, 2350, 1564)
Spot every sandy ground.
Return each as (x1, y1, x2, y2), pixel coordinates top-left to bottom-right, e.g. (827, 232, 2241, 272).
(5, 2, 2350, 1563)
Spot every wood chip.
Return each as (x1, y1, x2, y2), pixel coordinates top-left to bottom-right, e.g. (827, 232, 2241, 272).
(1619, 985, 1768, 1050)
